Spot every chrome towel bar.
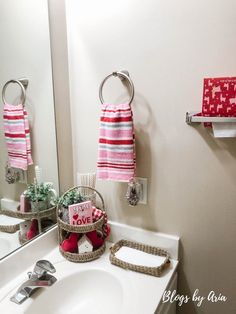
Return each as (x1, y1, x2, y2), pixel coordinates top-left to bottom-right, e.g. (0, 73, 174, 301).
(2, 78, 28, 106)
(99, 70, 134, 106)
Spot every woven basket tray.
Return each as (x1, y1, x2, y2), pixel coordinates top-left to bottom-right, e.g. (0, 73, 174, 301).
(57, 186, 107, 263)
(57, 214, 105, 234)
(0, 207, 56, 220)
(59, 243, 106, 263)
(0, 207, 56, 236)
(109, 239, 171, 277)
(0, 223, 19, 234)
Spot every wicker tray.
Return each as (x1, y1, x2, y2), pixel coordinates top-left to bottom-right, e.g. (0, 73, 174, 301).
(0, 207, 56, 236)
(0, 223, 20, 234)
(109, 239, 171, 277)
(57, 186, 107, 263)
(0, 206, 56, 220)
(59, 243, 106, 263)
(57, 214, 105, 235)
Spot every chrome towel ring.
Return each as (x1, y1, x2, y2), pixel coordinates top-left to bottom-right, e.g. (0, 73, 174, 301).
(2, 78, 28, 106)
(99, 70, 134, 106)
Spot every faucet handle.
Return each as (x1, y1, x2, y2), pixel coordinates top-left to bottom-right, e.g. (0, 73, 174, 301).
(33, 260, 56, 278)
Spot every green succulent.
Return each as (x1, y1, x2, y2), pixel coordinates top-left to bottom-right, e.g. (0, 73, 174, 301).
(25, 182, 52, 202)
(59, 189, 85, 208)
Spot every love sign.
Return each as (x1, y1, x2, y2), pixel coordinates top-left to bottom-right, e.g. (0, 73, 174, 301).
(68, 201, 93, 226)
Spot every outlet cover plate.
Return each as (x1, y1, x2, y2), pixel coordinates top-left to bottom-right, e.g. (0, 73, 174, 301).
(137, 177, 148, 204)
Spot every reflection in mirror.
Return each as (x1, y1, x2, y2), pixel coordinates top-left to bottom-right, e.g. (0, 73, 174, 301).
(0, 0, 59, 259)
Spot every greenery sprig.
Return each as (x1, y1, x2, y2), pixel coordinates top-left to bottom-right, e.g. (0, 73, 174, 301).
(59, 189, 85, 208)
(25, 181, 52, 202)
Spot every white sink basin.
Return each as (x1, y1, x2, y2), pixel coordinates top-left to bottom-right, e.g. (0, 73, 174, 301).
(24, 269, 124, 314)
(0, 223, 179, 314)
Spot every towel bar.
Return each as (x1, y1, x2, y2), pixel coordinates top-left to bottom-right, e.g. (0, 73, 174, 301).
(99, 70, 134, 106)
(2, 78, 28, 106)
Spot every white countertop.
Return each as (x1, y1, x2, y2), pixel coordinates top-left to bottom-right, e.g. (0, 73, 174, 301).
(0, 222, 179, 314)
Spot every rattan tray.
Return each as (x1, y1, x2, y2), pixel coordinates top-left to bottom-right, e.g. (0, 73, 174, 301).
(0, 212, 23, 233)
(0, 207, 56, 220)
(0, 223, 20, 234)
(57, 215, 105, 235)
(59, 243, 106, 263)
(0, 207, 56, 235)
(109, 239, 171, 277)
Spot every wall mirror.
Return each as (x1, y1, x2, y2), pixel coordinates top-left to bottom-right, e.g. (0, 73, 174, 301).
(0, 0, 59, 260)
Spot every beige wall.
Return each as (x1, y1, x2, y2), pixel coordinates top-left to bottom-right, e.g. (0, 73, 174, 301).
(52, 0, 236, 313)
(0, 0, 59, 201)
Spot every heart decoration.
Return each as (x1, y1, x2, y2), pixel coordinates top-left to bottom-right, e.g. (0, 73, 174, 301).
(73, 214, 78, 220)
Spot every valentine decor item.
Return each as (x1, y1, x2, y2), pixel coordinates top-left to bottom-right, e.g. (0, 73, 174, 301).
(202, 77, 236, 125)
(78, 235, 93, 253)
(57, 186, 109, 262)
(68, 200, 93, 225)
(61, 233, 78, 253)
(186, 77, 236, 133)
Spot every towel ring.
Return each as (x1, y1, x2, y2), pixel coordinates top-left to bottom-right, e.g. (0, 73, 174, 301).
(2, 79, 26, 106)
(99, 71, 134, 106)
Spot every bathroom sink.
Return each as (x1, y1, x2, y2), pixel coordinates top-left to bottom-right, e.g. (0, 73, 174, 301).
(24, 269, 124, 314)
(0, 223, 179, 314)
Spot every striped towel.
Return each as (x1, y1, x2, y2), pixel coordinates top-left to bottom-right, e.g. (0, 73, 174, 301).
(3, 103, 33, 170)
(97, 103, 135, 182)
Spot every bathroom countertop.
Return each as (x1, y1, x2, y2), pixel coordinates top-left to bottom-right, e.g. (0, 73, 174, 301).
(0, 223, 179, 314)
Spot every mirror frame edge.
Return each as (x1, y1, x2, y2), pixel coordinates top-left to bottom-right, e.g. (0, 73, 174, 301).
(47, 0, 74, 193)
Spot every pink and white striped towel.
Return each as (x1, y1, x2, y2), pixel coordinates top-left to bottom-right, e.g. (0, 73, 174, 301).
(97, 103, 136, 182)
(3, 103, 33, 170)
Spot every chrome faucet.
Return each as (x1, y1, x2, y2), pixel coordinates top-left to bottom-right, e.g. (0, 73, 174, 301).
(10, 260, 57, 304)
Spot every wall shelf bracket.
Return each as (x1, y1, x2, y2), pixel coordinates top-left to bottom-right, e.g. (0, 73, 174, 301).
(186, 111, 236, 125)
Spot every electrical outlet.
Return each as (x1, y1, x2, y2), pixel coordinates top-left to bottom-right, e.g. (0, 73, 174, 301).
(137, 177, 148, 204)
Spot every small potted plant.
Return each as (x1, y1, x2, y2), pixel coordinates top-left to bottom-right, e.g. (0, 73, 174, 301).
(59, 189, 85, 223)
(25, 181, 54, 212)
